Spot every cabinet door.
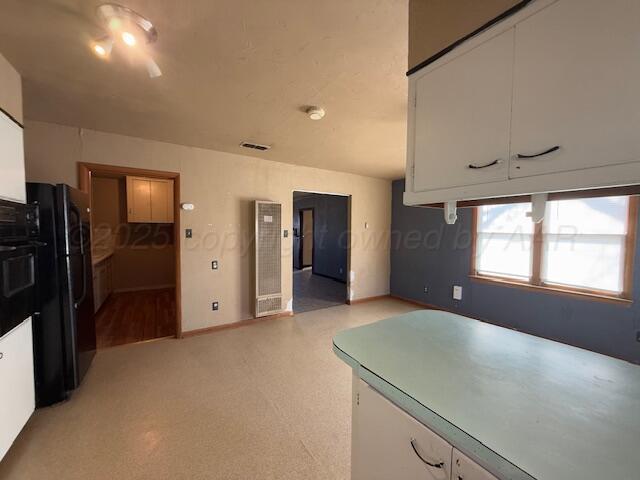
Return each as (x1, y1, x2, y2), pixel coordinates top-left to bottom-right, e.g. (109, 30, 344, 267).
(0, 113, 25, 203)
(126, 177, 152, 223)
(510, 0, 640, 178)
(0, 318, 35, 460)
(412, 28, 514, 193)
(452, 449, 499, 480)
(149, 179, 174, 223)
(353, 380, 452, 480)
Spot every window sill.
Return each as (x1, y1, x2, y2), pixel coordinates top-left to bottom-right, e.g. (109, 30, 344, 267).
(469, 274, 633, 306)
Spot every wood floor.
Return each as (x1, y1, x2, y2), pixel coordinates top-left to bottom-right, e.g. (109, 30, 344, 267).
(95, 288, 176, 349)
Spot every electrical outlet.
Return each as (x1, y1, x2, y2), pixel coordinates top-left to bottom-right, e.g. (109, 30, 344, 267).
(185, 228, 193, 238)
(453, 285, 462, 301)
(212, 260, 218, 270)
(212, 301, 219, 311)
(283, 230, 289, 238)
(423, 286, 428, 294)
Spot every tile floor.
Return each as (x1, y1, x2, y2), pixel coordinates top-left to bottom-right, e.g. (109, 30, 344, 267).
(293, 269, 347, 313)
(0, 298, 418, 480)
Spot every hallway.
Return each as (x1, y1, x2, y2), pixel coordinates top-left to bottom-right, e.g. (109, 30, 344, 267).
(293, 269, 347, 313)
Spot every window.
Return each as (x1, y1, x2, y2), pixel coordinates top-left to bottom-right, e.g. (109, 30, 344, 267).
(472, 195, 638, 301)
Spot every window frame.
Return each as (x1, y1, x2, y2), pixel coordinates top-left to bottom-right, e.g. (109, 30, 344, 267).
(470, 194, 638, 304)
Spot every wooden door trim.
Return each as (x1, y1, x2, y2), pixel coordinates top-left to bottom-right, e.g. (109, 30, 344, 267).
(78, 162, 183, 338)
(299, 208, 315, 269)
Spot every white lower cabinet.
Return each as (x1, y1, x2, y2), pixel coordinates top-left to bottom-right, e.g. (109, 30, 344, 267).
(452, 449, 499, 480)
(0, 318, 35, 461)
(352, 379, 452, 480)
(93, 256, 113, 313)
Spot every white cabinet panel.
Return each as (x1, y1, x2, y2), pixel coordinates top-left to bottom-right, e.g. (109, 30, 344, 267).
(453, 449, 499, 480)
(0, 112, 25, 203)
(510, 0, 640, 179)
(0, 318, 35, 460)
(353, 379, 452, 480)
(412, 28, 514, 193)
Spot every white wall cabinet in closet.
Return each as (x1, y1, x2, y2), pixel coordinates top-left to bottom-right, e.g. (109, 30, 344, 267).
(126, 176, 174, 223)
(510, 0, 640, 179)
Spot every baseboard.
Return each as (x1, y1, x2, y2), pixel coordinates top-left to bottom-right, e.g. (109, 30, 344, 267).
(310, 270, 347, 284)
(113, 284, 176, 293)
(389, 294, 448, 311)
(346, 294, 390, 305)
(181, 311, 294, 338)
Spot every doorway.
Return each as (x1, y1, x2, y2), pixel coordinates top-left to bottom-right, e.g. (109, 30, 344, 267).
(79, 163, 181, 348)
(292, 191, 349, 313)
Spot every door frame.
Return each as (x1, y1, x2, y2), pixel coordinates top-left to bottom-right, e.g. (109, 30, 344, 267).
(78, 162, 183, 338)
(299, 208, 315, 269)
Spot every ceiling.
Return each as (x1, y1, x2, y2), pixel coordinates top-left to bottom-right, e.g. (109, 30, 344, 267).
(0, 0, 408, 179)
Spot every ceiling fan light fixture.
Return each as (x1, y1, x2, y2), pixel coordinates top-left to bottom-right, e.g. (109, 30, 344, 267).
(121, 31, 137, 46)
(91, 37, 113, 58)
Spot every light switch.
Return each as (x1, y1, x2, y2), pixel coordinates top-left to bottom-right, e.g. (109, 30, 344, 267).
(185, 228, 193, 239)
(453, 286, 462, 301)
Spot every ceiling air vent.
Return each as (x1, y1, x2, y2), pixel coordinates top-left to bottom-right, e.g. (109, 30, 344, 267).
(240, 141, 271, 151)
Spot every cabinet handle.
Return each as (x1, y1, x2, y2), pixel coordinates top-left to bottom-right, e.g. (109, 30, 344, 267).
(410, 438, 444, 469)
(468, 159, 503, 170)
(516, 145, 560, 159)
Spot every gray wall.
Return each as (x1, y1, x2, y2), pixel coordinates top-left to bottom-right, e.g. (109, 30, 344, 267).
(391, 180, 640, 364)
(293, 193, 348, 282)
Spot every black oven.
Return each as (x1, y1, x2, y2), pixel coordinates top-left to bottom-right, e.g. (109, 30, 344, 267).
(0, 198, 37, 337)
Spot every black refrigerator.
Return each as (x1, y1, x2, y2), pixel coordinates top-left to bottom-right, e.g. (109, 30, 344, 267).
(27, 183, 96, 407)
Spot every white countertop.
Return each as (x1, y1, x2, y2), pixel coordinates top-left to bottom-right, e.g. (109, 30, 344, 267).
(334, 309, 640, 480)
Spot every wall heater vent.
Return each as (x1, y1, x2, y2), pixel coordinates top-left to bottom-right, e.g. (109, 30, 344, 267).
(241, 141, 271, 151)
(255, 201, 282, 317)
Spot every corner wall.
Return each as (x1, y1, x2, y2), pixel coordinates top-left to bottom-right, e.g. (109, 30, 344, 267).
(24, 120, 391, 333)
(390, 179, 640, 364)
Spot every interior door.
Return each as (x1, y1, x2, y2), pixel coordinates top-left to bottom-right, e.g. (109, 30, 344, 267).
(126, 177, 151, 222)
(412, 28, 514, 192)
(300, 209, 313, 268)
(510, 0, 640, 178)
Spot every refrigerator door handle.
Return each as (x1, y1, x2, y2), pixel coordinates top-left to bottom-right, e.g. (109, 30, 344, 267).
(73, 251, 88, 310)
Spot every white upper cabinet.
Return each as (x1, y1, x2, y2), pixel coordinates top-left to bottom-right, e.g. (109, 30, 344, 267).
(405, 0, 640, 206)
(510, 0, 640, 179)
(412, 29, 514, 193)
(0, 112, 25, 203)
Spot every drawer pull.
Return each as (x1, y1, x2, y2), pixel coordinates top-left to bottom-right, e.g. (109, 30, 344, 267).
(410, 438, 444, 469)
(468, 159, 502, 170)
(516, 145, 560, 159)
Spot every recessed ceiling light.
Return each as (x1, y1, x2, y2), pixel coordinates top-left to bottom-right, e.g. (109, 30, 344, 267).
(121, 31, 137, 46)
(94, 44, 107, 56)
(306, 106, 325, 120)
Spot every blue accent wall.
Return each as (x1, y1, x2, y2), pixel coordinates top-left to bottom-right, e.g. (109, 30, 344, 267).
(293, 193, 348, 282)
(391, 180, 640, 364)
